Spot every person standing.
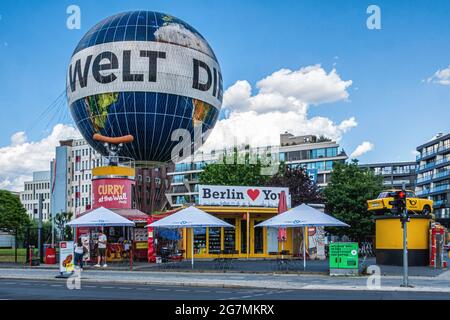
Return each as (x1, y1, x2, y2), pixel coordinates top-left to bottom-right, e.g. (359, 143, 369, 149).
(95, 231, 108, 268)
(74, 237, 85, 270)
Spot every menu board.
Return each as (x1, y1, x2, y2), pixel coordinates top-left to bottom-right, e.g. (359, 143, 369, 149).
(208, 228, 221, 254)
(134, 228, 147, 242)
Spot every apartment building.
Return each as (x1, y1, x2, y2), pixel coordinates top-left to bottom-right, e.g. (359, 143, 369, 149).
(359, 161, 417, 190)
(415, 133, 450, 222)
(165, 133, 348, 207)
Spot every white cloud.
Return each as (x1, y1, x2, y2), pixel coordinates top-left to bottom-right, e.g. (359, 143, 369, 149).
(350, 141, 374, 158)
(255, 65, 352, 105)
(202, 65, 356, 151)
(427, 65, 450, 85)
(0, 124, 81, 191)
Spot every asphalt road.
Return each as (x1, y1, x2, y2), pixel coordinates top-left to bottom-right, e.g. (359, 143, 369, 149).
(1, 279, 450, 300)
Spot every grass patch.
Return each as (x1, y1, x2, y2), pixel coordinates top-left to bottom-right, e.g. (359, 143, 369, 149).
(0, 248, 27, 263)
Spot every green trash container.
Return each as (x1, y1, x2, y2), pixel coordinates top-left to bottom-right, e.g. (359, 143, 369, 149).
(329, 242, 358, 276)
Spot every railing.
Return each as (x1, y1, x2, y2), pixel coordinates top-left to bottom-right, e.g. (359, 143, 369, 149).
(431, 184, 450, 193)
(417, 149, 438, 160)
(433, 200, 447, 208)
(416, 175, 433, 184)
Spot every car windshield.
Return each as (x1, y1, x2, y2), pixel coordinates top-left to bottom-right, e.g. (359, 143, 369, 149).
(377, 191, 416, 198)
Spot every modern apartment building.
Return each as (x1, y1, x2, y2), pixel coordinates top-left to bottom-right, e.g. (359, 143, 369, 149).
(165, 133, 348, 207)
(415, 133, 450, 222)
(359, 161, 417, 190)
(20, 171, 51, 221)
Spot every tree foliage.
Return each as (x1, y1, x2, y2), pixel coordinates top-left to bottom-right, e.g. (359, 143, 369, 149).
(323, 160, 383, 241)
(54, 211, 73, 241)
(199, 148, 270, 186)
(0, 190, 30, 237)
(265, 165, 322, 206)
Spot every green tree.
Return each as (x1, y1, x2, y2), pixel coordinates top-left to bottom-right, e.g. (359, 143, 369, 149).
(0, 190, 30, 262)
(323, 160, 383, 242)
(199, 148, 270, 186)
(265, 165, 323, 206)
(0, 190, 30, 238)
(54, 212, 73, 241)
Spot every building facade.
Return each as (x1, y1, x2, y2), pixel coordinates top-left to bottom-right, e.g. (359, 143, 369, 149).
(50, 138, 172, 218)
(20, 171, 51, 221)
(135, 165, 173, 214)
(359, 161, 417, 190)
(415, 133, 450, 222)
(165, 133, 348, 207)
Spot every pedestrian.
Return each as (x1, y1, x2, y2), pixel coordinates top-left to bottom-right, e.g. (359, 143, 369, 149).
(95, 231, 108, 268)
(74, 237, 85, 270)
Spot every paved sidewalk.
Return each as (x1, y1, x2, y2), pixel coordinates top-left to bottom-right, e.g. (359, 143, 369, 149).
(1, 267, 450, 293)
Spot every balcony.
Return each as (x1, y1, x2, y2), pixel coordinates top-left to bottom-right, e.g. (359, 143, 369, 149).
(431, 184, 450, 194)
(438, 145, 450, 154)
(416, 175, 433, 184)
(417, 149, 438, 161)
(433, 199, 447, 208)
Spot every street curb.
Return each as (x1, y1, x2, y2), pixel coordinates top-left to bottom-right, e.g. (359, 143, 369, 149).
(2, 274, 450, 293)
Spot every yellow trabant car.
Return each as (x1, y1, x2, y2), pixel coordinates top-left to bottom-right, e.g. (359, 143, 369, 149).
(367, 190, 433, 215)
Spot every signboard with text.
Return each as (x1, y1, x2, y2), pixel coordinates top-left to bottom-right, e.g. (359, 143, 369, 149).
(59, 241, 74, 274)
(198, 185, 291, 208)
(92, 178, 133, 209)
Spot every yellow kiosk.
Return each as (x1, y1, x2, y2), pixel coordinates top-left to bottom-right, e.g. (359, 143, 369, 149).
(374, 215, 432, 266)
(180, 185, 310, 259)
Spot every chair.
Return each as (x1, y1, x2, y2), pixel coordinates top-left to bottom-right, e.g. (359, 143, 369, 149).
(277, 250, 292, 271)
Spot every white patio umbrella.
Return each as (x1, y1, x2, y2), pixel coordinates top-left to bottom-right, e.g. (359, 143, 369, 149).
(255, 204, 349, 270)
(67, 207, 135, 227)
(145, 206, 234, 269)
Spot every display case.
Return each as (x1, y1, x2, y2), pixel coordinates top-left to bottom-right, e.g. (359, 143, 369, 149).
(223, 227, 236, 252)
(193, 228, 207, 254)
(208, 228, 221, 254)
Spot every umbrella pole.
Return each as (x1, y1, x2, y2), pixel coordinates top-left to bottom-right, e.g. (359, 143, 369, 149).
(303, 227, 306, 271)
(191, 228, 194, 269)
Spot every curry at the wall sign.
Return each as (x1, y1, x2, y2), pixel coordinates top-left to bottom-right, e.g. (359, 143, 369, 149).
(93, 178, 133, 209)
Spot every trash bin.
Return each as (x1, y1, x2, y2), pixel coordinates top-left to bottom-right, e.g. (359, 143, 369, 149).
(44, 245, 57, 264)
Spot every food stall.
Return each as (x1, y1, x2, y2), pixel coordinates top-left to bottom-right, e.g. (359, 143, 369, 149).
(75, 209, 150, 263)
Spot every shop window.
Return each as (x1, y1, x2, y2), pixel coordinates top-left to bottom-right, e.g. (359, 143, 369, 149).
(208, 228, 221, 254)
(223, 218, 236, 252)
(193, 228, 207, 255)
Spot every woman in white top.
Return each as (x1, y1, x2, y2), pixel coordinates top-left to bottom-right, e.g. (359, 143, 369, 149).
(74, 238, 85, 270)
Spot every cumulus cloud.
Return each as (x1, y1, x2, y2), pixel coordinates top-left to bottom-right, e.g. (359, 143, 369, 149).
(0, 124, 81, 191)
(427, 65, 450, 85)
(202, 65, 356, 151)
(256, 65, 352, 105)
(350, 141, 374, 158)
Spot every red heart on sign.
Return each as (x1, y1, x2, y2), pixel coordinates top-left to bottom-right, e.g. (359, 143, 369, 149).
(247, 189, 260, 201)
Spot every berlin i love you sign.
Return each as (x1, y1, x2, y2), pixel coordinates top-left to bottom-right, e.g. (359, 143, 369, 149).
(198, 185, 291, 208)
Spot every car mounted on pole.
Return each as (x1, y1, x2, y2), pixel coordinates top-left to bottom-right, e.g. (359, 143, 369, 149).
(367, 189, 433, 216)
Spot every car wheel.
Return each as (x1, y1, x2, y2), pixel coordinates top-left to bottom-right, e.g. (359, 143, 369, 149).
(422, 206, 431, 215)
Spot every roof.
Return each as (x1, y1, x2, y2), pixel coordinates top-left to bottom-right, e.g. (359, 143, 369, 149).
(77, 208, 149, 222)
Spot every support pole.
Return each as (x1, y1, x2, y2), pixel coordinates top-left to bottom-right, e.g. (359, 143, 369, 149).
(400, 182, 411, 287)
(402, 217, 408, 286)
(191, 228, 194, 269)
(303, 228, 306, 271)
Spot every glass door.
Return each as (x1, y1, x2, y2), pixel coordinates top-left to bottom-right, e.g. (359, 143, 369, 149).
(253, 220, 264, 254)
(240, 219, 247, 254)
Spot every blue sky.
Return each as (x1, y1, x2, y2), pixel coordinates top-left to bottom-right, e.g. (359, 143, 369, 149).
(0, 0, 449, 172)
